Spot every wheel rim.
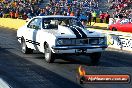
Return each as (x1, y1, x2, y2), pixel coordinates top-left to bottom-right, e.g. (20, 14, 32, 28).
(21, 40, 26, 53)
(45, 45, 50, 60)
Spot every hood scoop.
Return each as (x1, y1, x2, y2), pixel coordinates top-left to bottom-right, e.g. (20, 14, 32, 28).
(61, 33, 65, 34)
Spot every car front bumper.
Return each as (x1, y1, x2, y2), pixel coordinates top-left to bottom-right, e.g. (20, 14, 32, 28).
(52, 45, 107, 54)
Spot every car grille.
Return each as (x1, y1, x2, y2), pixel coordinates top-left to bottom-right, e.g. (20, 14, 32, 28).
(56, 38, 102, 46)
(76, 39, 88, 45)
(88, 38, 99, 45)
(75, 38, 99, 45)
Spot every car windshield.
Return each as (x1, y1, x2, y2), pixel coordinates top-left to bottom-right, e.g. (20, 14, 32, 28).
(42, 17, 84, 29)
(120, 18, 132, 24)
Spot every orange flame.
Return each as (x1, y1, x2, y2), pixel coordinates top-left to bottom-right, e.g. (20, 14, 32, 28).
(78, 65, 86, 76)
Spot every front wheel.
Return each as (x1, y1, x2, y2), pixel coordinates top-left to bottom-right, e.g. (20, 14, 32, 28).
(44, 43, 55, 63)
(89, 52, 101, 65)
(21, 38, 33, 54)
(112, 28, 117, 31)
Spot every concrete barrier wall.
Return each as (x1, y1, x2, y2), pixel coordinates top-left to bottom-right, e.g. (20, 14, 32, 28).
(0, 18, 26, 30)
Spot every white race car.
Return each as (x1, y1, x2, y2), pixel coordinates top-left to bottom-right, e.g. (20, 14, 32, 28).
(17, 15, 107, 64)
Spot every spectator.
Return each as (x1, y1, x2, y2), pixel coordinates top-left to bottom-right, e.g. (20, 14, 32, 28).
(108, 18, 116, 26)
(118, 13, 123, 19)
(39, 9, 45, 16)
(87, 11, 92, 25)
(0, 10, 3, 18)
(63, 11, 67, 16)
(22, 12, 28, 20)
(30, 10, 36, 18)
(105, 12, 110, 24)
(15, 10, 19, 19)
(10, 10, 15, 18)
(76, 10, 80, 18)
(54, 11, 58, 15)
(70, 11, 74, 16)
(99, 11, 105, 23)
(67, 11, 70, 16)
(79, 12, 87, 26)
(92, 11, 97, 23)
(128, 10, 132, 18)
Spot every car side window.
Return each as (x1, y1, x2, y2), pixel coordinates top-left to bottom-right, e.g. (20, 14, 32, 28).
(35, 19, 42, 29)
(42, 19, 58, 29)
(120, 19, 129, 24)
(27, 18, 36, 28)
(27, 18, 41, 30)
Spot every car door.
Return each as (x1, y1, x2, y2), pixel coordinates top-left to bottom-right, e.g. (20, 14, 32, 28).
(119, 19, 129, 32)
(124, 22, 132, 32)
(26, 18, 42, 50)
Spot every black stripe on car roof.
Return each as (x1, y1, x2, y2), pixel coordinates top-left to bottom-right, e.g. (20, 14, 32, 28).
(70, 26, 82, 38)
(74, 26, 87, 38)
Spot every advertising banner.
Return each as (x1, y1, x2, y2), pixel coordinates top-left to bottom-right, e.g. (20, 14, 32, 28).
(88, 29, 132, 52)
(108, 34, 132, 51)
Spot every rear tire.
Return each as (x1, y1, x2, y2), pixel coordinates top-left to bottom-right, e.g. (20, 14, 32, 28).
(21, 38, 33, 54)
(112, 28, 117, 31)
(44, 43, 55, 63)
(89, 52, 101, 65)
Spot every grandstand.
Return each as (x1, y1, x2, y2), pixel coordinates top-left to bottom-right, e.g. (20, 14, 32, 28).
(38, 0, 131, 16)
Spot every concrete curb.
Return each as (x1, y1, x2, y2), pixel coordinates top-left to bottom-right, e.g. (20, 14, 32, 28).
(0, 18, 26, 30)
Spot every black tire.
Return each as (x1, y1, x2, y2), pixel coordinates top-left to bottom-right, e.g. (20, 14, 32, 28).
(112, 28, 117, 31)
(44, 43, 55, 63)
(21, 38, 33, 54)
(89, 52, 101, 65)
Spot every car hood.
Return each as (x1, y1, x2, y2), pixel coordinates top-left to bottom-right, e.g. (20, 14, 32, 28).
(43, 25, 105, 38)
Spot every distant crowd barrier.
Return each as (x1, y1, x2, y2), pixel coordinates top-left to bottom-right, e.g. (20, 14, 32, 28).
(88, 29, 132, 52)
(0, 18, 26, 30)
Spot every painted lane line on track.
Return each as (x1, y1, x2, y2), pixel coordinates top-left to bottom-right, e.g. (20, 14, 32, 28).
(0, 78, 11, 88)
